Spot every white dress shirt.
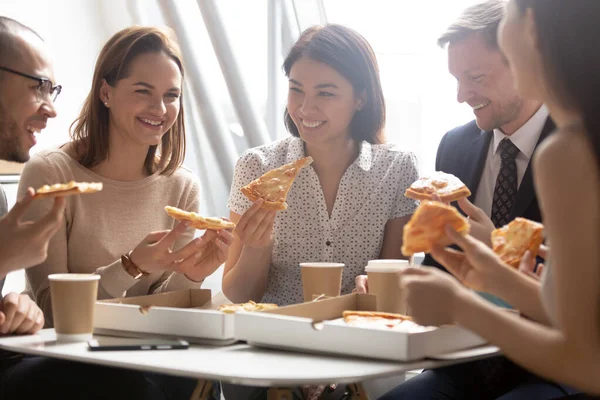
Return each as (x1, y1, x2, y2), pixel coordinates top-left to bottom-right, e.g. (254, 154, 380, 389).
(474, 105, 549, 216)
(228, 136, 419, 305)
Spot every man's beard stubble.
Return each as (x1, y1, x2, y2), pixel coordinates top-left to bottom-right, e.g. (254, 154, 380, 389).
(491, 97, 523, 133)
(0, 99, 29, 163)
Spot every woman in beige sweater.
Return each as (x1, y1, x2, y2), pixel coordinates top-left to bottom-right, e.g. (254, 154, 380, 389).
(18, 26, 232, 327)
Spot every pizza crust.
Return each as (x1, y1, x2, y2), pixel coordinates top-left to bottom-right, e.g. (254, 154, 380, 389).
(405, 171, 471, 202)
(492, 218, 544, 268)
(342, 311, 424, 331)
(218, 300, 278, 314)
(164, 206, 235, 230)
(240, 156, 313, 210)
(402, 201, 470, 256)
(342, 310, 412, 322)
(33, 181, 103, 199)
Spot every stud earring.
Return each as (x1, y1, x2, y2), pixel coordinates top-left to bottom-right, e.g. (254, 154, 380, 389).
(104, 102, 109, 107)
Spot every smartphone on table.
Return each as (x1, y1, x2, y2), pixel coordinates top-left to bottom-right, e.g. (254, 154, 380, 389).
(88, 337, 189, 351)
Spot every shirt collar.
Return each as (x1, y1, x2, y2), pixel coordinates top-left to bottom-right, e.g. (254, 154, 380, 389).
(286, 137, 305, 163)
(286, 137, 373, 171)
(492, 105, 549, 159)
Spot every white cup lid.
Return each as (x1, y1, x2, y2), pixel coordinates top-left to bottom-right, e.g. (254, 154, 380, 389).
(49, 273, 100, 281)
(365, 259, 409, 273)
(299, 262, 345, 268)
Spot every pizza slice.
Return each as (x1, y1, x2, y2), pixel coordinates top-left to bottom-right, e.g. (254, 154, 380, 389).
(33, 181, 103, 199)
(342, 310, 413, 322)
(218, 300, 278, 314)
(405, 171, 471, 202)
(491, 218, 544, 268)
(164, 206, 235, 230)
(401, 201, 470, 256)
(343, 311, 414, 330)
(240, 156, 313, 210)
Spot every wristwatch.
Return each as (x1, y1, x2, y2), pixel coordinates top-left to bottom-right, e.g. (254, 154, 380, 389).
(121, 251, 150, 280)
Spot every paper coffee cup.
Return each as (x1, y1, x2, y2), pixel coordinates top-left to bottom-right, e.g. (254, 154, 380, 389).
(365, 259, 409, 314)
(300, 262, 344, 302)
(49, 273, 100, 342)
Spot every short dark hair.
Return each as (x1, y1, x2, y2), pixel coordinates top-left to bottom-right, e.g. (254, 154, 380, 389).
(438, 0, 507, 49)
(283, 24, 386, 144)
(515, 0, 600, 168)
(0, 17, 43, 68)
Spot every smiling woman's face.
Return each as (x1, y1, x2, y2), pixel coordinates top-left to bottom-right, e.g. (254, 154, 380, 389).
(102, 51, 182, 147)
(287, 57, 363, 146)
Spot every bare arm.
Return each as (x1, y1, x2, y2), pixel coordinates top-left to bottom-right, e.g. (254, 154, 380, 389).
(378, 215, 411, 259)
(222, 202, 276, 303)
(489, 264, 550, 324)
(432, 237, 551, 324)
(453, 290, 599, 394)
(429, 131, 600, 394)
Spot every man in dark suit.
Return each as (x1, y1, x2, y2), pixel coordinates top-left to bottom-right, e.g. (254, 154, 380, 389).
(378, 1, 577, 399)
(424, 116, 554, 273)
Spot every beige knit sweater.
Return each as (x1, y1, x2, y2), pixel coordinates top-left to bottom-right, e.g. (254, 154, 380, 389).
(18, 148, 203, 327)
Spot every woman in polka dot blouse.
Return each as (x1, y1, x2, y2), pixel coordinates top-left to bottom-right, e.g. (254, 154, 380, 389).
(223, 24, 419, 307)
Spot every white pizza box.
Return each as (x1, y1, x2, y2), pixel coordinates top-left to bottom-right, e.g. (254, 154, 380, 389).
(235, 293, 487, 362)
(94, 289, 235, 345)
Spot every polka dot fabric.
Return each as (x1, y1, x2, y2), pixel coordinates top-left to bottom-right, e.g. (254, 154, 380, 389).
(228, 137, 419, 306)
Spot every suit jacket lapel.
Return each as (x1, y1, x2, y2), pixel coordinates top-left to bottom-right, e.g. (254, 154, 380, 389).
(461, 130, 492, 203)
(511, 118, 556, 219)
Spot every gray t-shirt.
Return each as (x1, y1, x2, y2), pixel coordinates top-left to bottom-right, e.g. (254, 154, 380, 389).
(0, 184, 7, 294)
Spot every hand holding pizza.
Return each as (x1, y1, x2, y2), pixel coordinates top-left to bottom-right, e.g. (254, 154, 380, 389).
(0, 188, 65, 276)
(129, 221, 209, 275)
(517, 244, 549, 281)
(428, 194, 495, 248)
(233, 199, 277, 248)
(399, 266, 467, 326)
(430, 225, 509, 293)
(176, 228, 234, 282)
(456, 198, 496, 247)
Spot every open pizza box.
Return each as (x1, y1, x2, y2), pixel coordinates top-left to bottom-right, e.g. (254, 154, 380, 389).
(94, 289, 236, 345)
(235, 293, 488, 362)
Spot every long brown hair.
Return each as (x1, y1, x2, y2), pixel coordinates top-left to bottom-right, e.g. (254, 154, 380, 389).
(70, 26, 186, 176)
(283, 24, 386, 144)
(515, 0, 600, 168)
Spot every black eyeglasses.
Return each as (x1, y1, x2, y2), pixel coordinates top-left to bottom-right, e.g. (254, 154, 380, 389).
(0, 66, 62, 102)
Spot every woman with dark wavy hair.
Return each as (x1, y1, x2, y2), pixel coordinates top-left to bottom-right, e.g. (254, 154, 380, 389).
(223, 24, 419, 399)
(224, 24, 418, 310)
(385, 1, 600, 398)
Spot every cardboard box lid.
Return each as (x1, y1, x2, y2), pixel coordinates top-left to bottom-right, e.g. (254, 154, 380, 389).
(235, 293, 487, 361)
(99, 289, 211, 309)
(262, 293, 377, 322)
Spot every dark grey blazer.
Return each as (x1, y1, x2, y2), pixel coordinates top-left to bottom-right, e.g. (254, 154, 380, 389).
(422, 118, 556, 271)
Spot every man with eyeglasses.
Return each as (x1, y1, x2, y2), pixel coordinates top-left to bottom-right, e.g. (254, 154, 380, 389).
(0, 17, 159, 400)
(0, 17, 64, 338)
